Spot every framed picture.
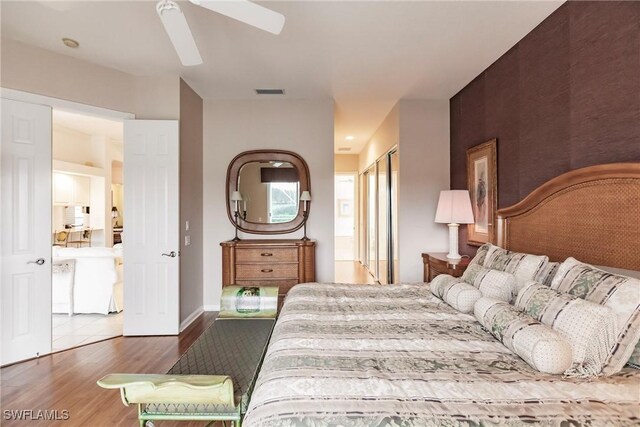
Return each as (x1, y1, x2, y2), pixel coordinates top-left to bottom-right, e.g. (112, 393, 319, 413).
(466, 139, 497, 246)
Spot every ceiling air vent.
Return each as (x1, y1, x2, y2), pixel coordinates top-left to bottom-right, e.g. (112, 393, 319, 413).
(338, 147, 351, 152)
(255, 89, 285, 95)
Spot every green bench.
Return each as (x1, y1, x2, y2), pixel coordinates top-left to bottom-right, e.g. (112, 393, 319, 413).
(98, 286, 278, 427)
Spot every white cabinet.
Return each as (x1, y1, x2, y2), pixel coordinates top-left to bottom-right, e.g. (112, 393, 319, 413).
(53, 173, 91, 206)
(53, 172, 74, 205)
(73, 176, 91, 206)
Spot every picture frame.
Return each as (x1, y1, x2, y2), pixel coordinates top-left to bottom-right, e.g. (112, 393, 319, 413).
(466, 139, 497, 246)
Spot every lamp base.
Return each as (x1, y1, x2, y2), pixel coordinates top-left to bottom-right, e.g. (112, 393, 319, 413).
(446, 223, 461, 260)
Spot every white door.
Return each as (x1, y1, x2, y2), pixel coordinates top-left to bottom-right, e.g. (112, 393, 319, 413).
(123, 120, 180, 336)
(1, 98, 52, 365)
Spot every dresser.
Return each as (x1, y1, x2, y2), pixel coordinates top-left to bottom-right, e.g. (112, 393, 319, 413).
(422, 252, 470, 282)
(221, 239, 316, 302)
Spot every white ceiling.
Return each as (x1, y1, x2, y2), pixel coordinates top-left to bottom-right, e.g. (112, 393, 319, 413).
(53, 109, 123, 141)
(2, 1, 563, 153)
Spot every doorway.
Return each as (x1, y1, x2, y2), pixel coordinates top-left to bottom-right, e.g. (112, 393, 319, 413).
(50, 110, 124, 352)
(335, 173, 357, 261)
(2, 89, 181, 366)
(334, 171, 376, 284)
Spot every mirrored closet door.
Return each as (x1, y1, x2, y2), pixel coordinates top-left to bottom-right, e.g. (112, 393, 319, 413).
(360, 148, 398, 284)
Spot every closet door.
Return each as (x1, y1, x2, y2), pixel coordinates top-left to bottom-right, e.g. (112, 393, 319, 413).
(359, 173, 367, 266)
(367, 167, 377, 277)
(389, 150, 399, 283)
(377, 157, 388, 284)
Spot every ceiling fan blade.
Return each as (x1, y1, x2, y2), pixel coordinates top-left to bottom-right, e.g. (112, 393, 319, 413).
(191, 0, 285, 35)
(157, 1, 203, 66)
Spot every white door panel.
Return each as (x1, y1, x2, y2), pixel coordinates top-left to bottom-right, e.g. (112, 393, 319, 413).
(123, 120, 179, 336)
(1, 98, 52, 365)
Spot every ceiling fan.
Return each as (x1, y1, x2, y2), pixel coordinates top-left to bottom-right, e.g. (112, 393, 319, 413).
(156, 0, 285, 67)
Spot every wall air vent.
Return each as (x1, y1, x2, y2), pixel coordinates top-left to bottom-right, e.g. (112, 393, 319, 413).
(337, 147, 351, 152)
(255, 89, 285, 95)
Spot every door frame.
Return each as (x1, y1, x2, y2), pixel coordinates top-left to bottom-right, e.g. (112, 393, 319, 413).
(1, 88, 135, 362)
(0, 89, 135, 121)
(334, 172, 358, 261)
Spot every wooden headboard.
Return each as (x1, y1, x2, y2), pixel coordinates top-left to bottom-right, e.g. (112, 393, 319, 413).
(496, 163, 640, 270)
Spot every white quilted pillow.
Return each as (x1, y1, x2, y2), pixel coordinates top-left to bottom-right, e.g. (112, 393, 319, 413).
(475, 297, 573, 374)
(430, 274, 482, 314)
(462, 264, 517, 303)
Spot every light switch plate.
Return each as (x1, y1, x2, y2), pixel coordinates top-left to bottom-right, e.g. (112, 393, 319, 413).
(185, 235, 191, 246)
(185, 220, 190, 231)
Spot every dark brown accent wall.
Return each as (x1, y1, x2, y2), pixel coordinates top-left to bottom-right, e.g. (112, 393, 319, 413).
(450, 1, 640, 255)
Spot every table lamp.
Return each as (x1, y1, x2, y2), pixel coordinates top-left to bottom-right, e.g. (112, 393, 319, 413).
(435, 190, 475, 260)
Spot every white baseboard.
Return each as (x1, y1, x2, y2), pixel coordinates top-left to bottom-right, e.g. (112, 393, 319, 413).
(203, 304, 220, 312)
(180, 306, 204, 332)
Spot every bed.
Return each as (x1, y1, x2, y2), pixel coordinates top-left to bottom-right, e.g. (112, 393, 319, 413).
(243, 163, 640, 426)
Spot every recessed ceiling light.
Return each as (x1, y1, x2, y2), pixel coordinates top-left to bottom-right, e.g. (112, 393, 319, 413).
(62, 38, 79, 48)
(345, 135, 355, 141)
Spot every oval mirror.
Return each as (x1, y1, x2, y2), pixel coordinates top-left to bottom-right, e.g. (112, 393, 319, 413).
(226, 150, 310, 234)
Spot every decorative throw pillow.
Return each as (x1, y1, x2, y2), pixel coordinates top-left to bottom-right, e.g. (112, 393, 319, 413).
(516, 281, 617, 377)
(551, 257, 640, 376)
(475, 297, 573, 374)
(627, 345, 640, 369)
(534, 262, 560, 287)
(430, 274, 482, 314)
(469, 243, 492, 266)
(462, 264, 517, 303)
(483, 246, 549, 294)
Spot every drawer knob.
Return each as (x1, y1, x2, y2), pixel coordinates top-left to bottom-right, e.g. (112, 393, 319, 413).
(261, 253, 273, 257)
(261, 268, 273, 273)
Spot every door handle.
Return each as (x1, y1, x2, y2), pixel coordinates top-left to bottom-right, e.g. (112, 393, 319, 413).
(261, 268, 273, 273)
(162, 251, 177, 258)
(27, 258, 46, 266)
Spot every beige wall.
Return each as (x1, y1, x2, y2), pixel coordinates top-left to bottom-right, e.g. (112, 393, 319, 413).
(1, 39, 180, 119)
(397, 100, 450, 282)
(359, 104, 399, 172)
(334, 154, 359, 172)
(179, 79, 204, 326)
(203, 99, 334, 309)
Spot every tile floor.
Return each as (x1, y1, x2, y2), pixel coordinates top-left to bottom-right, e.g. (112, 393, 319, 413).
(52, 312, 123, 352)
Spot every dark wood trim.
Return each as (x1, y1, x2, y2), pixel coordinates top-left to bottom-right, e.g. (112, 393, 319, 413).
(226, 150, 311, 235)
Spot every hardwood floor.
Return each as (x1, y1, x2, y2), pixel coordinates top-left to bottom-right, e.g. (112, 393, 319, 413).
(1, 313, 219, 426)
(334, 260, 378, 284)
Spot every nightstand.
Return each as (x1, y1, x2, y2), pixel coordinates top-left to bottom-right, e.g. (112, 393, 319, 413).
(422, 252, 470, 282)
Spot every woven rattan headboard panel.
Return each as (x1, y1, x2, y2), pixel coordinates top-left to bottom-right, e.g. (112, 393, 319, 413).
(496, 163, 640, 270)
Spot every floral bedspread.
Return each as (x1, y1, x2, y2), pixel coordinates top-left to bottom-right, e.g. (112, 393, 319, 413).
(243, 283, 640, 426)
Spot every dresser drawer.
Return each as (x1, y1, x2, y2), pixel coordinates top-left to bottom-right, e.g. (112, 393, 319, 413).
(236, 247, 298, 263)
(236, 263, 298, 280)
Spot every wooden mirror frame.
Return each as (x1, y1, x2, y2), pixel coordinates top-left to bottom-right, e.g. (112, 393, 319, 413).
(226, 150, 311, 235)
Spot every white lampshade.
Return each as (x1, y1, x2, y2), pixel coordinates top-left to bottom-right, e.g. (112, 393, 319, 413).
(300, 191, 312, 202)
(230, 191, 243, 201)
(435, 190, 474, 224)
